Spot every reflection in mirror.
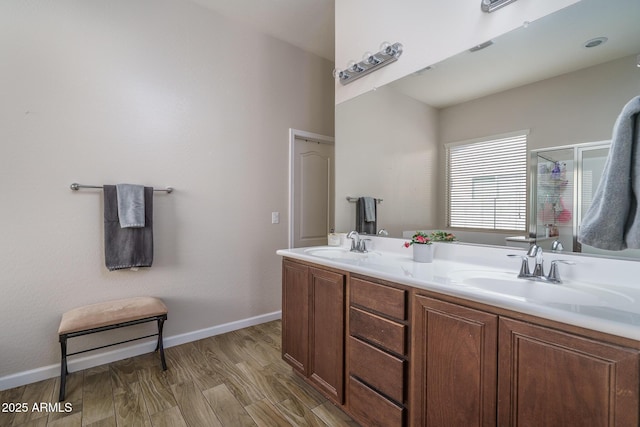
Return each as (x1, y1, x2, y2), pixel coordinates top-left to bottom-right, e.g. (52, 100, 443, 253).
(575, 145, 640, 258)
(531, 146, 575, 250)
(528, 142, 640, 259)
(335, 0, 640, 260)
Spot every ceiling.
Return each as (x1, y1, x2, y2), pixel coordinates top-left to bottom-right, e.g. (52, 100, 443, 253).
(390, 0, 640, 108)
(190, 0, 335, 61)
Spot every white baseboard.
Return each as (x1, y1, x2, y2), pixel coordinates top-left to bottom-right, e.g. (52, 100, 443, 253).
(0, 311, 282, 391)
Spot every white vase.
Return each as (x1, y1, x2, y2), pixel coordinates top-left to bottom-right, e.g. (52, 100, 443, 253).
(413, 244, 433, 263)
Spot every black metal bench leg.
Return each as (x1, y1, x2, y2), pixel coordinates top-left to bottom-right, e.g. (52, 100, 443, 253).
(156, 316, 167, 371)
(59, 335, 68, 402)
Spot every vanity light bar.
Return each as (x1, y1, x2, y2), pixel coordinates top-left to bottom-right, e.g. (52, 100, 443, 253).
(481, 0, 519, 13)
(333, 42, 403, 85)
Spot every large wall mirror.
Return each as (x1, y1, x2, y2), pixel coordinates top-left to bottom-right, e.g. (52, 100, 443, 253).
(335, 0, 640, 260)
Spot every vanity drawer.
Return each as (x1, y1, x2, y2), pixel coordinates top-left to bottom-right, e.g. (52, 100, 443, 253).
(349, 336, 405, 403)
(350, 277, 406, 321)
(349, 376, 405, 427)
(350, 307, 406, 355)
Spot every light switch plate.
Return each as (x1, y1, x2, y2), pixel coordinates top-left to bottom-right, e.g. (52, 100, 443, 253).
(271, 212, 280, 224)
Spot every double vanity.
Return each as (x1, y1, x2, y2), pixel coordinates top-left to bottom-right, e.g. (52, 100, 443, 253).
(277, 237, 640, 426)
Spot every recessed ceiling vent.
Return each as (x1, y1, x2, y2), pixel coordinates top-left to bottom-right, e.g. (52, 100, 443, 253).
(584, 37, 608, 48)
(481, 0, 519, 13)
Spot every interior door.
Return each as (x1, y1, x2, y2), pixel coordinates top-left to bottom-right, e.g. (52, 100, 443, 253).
(293, 136, 334, 248)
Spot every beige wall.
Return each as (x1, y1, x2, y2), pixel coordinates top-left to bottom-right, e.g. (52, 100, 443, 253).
(335, 86, 439, 236)
(439, 55, 640, 150)
(0, 0, 334, 383)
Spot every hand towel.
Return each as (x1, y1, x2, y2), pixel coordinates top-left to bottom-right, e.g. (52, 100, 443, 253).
(578, 96, 640, 250)
(356, 197, 376, 235)
(116, 183, 145, 228)
(104, 185, 154, 271)
(363, 197, 376, 222)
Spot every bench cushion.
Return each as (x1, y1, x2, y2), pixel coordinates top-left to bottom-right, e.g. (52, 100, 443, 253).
(58, 296, 167, 335)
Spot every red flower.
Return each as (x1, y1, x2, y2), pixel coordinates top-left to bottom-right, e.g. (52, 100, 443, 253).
(404, 231, 432, 247)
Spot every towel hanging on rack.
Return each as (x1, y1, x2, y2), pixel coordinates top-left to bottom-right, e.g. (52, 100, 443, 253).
(104, 185, 154, 271)
(116, 184, 146, 228)
(356, 197, 377, 234)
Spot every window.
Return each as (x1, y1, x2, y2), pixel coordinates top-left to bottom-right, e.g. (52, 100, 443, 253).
(446, 131, 527, 231)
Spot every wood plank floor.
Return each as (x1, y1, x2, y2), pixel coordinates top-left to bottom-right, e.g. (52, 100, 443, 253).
(0, 321, 359, 427)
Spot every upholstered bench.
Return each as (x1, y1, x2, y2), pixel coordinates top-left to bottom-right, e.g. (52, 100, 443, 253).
(58, 296, 168, 401)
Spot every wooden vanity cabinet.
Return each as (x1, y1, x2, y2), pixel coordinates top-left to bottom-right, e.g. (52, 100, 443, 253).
(282, 260, 309, 373)
(411, 292, 640, 427)
(281, 259, 345, 404)
(411, 295, 498, 427)
(348, 276, 409, 427)
(282, 258, 640, 426)
(498, 317, 639, 427)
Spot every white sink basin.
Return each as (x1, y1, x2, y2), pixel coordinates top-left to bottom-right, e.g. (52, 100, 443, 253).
(448, 270, 634, 307)
(304, 247, 381, 261)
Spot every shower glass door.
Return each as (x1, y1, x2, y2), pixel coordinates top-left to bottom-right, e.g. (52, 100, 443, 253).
(576, 143, 640, 258)
(576, 144, 609, 254)
(530, 141, 613, 253)
(533, 148, 574, 249)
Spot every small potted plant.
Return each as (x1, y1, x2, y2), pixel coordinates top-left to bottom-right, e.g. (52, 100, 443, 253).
(404, 231, 433, 263)
(429, 231, 456, 242)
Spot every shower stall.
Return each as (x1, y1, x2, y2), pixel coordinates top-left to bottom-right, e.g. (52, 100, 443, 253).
(529, 141, 611, 254)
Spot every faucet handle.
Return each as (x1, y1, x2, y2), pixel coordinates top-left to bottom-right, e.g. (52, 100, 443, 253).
(507, 254, 530, 277)
(551, 239, 564, 252)
(547, 260, 575, 283)
(526, 243, 541, 257)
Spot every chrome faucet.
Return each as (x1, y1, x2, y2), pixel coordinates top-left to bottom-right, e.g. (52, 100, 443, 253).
(551, 239, 564, 252)
(508, 243, 574, 284)
(528, 244, 544, 278)
(347, 230, 367, 252)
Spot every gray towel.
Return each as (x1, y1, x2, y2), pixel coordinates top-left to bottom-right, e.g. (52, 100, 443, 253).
(578, 96, 640, 250)
(356, 197, 376, 234)
(116, 183, 145, 228)
(363, 196, 376, 222)
(104, 185, 154, 271)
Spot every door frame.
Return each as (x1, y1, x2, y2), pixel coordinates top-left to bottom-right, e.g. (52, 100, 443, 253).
(288, 128, 335, 249)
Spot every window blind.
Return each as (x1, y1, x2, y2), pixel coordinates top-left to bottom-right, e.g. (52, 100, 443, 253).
(446, 132, 527, 231)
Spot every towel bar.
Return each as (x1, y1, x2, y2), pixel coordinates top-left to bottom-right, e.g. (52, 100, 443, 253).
(346, 196, 383, 203)
(70, 183, 173, 193)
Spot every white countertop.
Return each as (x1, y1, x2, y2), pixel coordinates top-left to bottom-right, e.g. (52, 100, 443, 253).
(277, 237, 640, 341)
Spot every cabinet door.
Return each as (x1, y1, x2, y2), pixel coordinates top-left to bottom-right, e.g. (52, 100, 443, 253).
(498, 318, 639, 427)
(282, 260, 310, 375)
(309, 267, 345, 404)
(411, 295, 498, 427)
